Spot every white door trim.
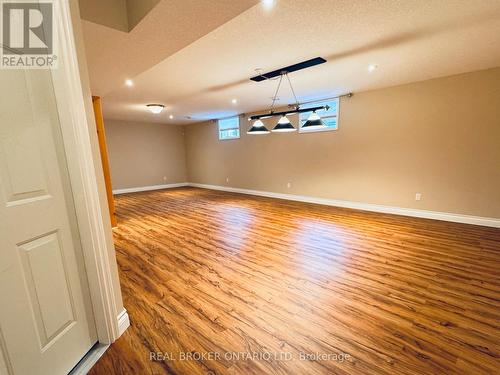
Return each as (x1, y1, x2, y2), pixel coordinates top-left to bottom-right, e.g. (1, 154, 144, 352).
(49, 0, 126, 344)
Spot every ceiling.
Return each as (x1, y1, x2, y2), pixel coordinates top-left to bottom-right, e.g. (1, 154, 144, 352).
(81, 0, 260, 95)
(81, 0, 500, 125)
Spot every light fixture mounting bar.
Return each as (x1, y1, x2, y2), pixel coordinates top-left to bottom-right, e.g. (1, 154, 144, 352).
(250, 57, 327, 82)
(249, 105, 328, 121)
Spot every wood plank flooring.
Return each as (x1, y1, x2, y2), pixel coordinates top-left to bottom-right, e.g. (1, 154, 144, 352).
(89, 187, 500, 375)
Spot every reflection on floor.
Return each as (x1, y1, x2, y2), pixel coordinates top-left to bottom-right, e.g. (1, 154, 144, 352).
(89, 187, 500, 374)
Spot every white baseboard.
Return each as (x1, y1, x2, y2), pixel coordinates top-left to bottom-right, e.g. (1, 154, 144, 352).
(187, 183, 500, 228)
(117, 308, 130, 337)
(113, 182, 188, 195)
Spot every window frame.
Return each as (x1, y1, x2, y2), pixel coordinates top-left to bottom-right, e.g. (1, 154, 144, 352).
(218, 116, 240, 140)
(298, 98, 340, 134)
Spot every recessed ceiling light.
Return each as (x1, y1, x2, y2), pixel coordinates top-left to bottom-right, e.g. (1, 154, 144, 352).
(125, 79, 133, 86)
(231, 99, 238, 104)
(368, 64, 378, 72)
(169, 115, 174, 119)
(262, 0, 275, 10)
(146, 104, 164, 114)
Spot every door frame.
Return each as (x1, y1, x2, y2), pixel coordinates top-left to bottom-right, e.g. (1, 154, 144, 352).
(48, 0, 127, 345)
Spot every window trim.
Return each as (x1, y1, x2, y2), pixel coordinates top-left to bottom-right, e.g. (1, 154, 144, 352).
(218, 116, 240, 140)
(298, 98, 340, 134)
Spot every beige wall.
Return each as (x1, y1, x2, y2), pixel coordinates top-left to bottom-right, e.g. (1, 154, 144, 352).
(185, 68, 500, 218)
(105, 120, 187, 190)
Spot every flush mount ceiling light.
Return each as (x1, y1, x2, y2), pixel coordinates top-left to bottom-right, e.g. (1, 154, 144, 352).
(125, 79, 133, 87)
(147, 104, 164, 114)
(247, 119, 270, 134)
(368, 64, 378, 72)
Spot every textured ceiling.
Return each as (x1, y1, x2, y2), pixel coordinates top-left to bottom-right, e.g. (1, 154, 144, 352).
(81, 0, 260, 95)
(82, 0, 500, 124)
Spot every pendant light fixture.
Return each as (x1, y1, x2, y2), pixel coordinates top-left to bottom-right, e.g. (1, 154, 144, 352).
(271, 115, 296, 132)
(271, 72, 298, 132)
(247, 119, 270, 134)
(247, 68, 336, 133)
(302, 111, 326, 130)
(245, 58, 352, 133)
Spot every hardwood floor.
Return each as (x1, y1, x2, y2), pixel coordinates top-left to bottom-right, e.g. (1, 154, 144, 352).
(89, 187, 500, 375)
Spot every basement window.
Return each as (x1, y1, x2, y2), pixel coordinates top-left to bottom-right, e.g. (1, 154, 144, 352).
(299, 98, 339, 133)
(218, 116, 240, 140)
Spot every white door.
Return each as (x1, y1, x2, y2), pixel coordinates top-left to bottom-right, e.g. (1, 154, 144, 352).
(0, 67, 97, 374)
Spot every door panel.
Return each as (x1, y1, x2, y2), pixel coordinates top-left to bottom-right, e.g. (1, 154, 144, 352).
(0, 71, 49, 206)
(18, 232, 75, 349)
(0, 67, 97, 374)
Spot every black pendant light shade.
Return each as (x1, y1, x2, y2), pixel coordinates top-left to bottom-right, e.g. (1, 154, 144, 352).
(302, 111, 326, 130)
(272, 115, 296, 132)
(247, 119, 270, 134)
